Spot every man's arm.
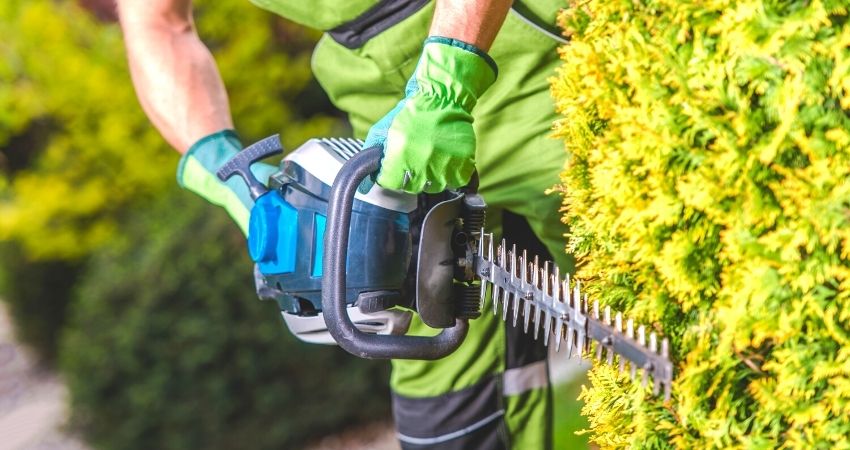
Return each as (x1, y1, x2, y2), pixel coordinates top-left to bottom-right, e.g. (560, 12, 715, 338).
(429, 0, 513, 51)
(117, 0, 275, 234)
(117, 0, 232, 152)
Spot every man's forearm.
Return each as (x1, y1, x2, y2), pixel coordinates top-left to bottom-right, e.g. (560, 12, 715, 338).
(429, 0, 513, 51)
(118, 0, 232, 152)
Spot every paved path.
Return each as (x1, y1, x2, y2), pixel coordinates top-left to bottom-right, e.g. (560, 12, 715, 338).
(0, 303, 87, 450)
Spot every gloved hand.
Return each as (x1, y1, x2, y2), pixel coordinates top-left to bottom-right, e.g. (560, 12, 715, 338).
(176, 130, 277, 236)
(363, 37, 497, 194)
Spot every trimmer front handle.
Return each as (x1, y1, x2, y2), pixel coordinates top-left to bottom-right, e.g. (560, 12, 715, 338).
(321, 146, 469, 360)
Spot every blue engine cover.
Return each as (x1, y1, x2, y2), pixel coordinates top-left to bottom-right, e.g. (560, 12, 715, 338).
(248, 138, 417, 316)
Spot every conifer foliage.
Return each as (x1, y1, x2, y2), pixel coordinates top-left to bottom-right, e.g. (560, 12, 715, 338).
(551, 1, 850, 447)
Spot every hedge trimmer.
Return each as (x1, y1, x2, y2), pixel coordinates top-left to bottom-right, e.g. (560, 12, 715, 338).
(218, 134, 673, 399)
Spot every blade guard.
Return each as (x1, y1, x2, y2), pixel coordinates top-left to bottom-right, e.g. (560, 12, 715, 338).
(415, 193, 463, 328)
(321, 147, 469, 360)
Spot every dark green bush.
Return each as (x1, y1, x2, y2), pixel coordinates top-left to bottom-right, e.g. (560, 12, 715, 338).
(0, 244, 81, 364)
(61, 193, 390, 450)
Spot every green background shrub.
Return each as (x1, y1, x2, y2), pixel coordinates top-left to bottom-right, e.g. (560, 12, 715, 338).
(551, 0, 850, 448)
(62, 193, 391, 450)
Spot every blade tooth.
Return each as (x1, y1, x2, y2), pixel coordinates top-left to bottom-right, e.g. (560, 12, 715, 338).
(554, 317, 563, 352)
(492, 280, 501, 315)
(501, 243, 512, 321)
(513, 250, 524, 328)
(662, 338, 672, 401)
(650, 332, 661, 395)
(564, 277, 573, 358)
(628, 318, 637, 378)
(639, 326, 648, 388)
(487, 233, 495, 266)
(532, 255, 541, 340)
(614, 312, 623, 369)
(502, 245, 514, 322)
(533, 306, 542, 340)
(572, 280, 578, 303)
(584, 294, 590, 316)
(477, 227, 485, 263)
(562, 278, 570, 307)
(500, 239, 507, 265)
(553, 265, 561, 302)
(523, 288, 532, 333)
(580, 293, 590, 359)
(497, 240, 508, 317)
(501, 284, 510, 321)
(479, 280, 489, 311)
(577, 334, 586, 360)
(573, 282, 581, 319)
(510, 244, 517, 283)
(554, 274, 567, 353)
(533, 255, 540, 286)
(534, 312, 543, 341)
(542, 263, 552, 347)
(520, 250, 528, 288)
(597, 305, 607, 361)
(489, 235, 499, 315)
(521, 252, 531, 332)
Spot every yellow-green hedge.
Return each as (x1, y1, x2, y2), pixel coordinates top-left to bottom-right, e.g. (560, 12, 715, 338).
(551, 1, 850, 448)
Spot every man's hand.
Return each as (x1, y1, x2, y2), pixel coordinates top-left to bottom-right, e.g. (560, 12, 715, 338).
(364, 0, 511, 194)
(176, 130, 276, 235)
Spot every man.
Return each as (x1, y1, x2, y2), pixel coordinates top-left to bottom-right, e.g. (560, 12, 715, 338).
(117, 0, 573, 448)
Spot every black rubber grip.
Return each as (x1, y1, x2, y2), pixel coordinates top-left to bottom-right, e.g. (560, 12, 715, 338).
(216, 134, 283, 200)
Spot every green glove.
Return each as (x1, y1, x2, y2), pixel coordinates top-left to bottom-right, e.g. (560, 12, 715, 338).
(176, 130, 277, 236)
(363, 37, 497, 194)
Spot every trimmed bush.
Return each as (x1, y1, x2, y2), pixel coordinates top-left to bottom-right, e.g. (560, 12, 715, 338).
(61, 193, 390, 450)
(551, 1, 850, 448)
